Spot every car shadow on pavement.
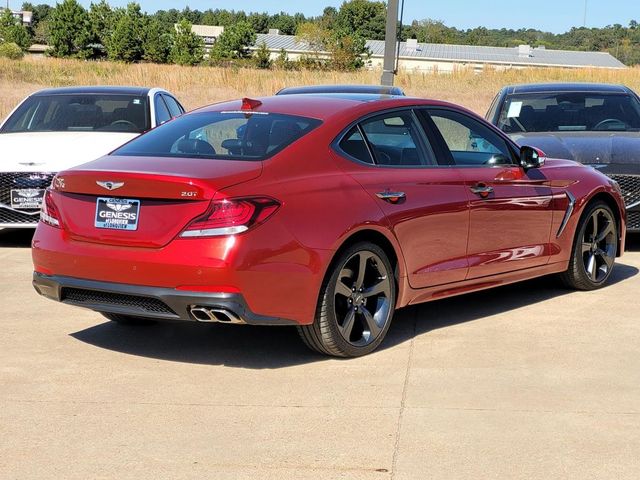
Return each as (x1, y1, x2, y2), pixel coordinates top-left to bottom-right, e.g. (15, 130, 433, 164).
(383, 261, 639, 352)
(71, 262, 639, 368)
(0, 229, 34, 248)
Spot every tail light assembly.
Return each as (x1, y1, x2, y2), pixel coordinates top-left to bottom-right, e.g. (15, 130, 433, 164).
(40, 189, 61, 228)
(180, 196, 280, 238)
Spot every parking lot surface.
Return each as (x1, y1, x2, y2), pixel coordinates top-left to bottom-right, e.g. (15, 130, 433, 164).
(1, 229, 639, 480)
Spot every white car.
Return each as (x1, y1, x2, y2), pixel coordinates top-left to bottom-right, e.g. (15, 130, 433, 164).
(0, 86, 185, 228)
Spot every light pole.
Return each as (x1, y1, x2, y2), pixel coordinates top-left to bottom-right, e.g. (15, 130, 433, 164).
(583, 0, 588, 27)
(381, 0, 400, 86)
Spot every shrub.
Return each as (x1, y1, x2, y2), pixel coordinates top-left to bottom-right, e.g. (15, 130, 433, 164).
(0, 42, 25, 60)
(253, 41, 272, 69)
(169, 19, 204, 66)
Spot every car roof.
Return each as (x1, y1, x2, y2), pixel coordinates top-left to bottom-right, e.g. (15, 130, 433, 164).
(193, 94, 460, 121)
(502, 83, 632, 95)
(32, 86, 154, 96)
(276, 84, 406, 96)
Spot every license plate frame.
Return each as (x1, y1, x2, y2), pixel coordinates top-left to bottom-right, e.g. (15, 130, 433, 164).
(94, 197, 140, 231)
(10, 189, 45, 210)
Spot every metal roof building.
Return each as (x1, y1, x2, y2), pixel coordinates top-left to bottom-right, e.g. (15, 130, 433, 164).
(252, 33, 626, 72)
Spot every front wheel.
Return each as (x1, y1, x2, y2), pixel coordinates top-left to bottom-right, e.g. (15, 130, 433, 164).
(297, 242, 396, 357)
(560, 201, 618, 290)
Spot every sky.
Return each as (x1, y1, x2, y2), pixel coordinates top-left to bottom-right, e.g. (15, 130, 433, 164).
(14, 0, 640, 34)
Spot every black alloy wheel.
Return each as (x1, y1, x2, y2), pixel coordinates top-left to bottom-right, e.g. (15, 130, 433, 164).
(561, 201, 618, 290)
(297, 242, 396, 357)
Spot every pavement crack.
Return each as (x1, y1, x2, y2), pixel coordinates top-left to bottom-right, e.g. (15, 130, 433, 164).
(390, 308, 417, 479)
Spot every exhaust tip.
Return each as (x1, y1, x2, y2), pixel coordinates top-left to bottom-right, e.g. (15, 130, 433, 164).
(189, 306, 245, 324)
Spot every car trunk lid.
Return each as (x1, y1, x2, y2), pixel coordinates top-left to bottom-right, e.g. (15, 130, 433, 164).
(51, 155, 262, 248)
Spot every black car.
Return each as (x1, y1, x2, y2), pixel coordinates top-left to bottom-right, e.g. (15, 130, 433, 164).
(486, 83, 640, 231)
(276, 84, 405, 96)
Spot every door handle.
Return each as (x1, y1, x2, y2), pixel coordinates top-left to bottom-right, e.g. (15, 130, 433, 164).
(376, 191, 406, 204)
(470, 184, 493, 198)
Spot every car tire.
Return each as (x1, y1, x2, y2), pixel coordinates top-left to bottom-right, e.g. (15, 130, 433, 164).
(297, 242, 396, 357)
(101, 312, 157, 325)
(560, 201, 618, 290)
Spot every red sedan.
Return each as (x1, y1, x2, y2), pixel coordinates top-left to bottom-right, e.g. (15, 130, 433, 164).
(32, 93, 626, 357)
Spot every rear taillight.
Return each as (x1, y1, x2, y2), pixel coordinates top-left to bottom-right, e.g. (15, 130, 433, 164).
(180, 197, 280, 238)
(40, 189, 61, 228)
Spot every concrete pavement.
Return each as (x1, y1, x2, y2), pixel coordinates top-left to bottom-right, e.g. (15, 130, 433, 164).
(1, 228, 639, 479)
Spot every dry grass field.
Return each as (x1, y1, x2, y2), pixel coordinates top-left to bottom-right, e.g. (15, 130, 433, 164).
(1, 56, 640, 120)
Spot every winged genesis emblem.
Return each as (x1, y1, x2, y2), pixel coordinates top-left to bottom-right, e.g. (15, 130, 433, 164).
(97, 181, 125, 191)
(106, 202, 133, 212)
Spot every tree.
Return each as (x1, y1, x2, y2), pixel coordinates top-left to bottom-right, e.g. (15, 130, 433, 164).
(336, 0, 386, 40)
(107, 2, 145, 62)
(21, 3, 52, 31)
(274, 47, 294, 70)
(296, 20, 368, 71)
(169, 18, 204, 66)
(48, 0, 93, 58)
(327, 34, 368, 70)
(89, 0, 116, 49)
(248, 12, 269, 34)
(0, 9, 32, 50)
(211, 21, 256, 59)
(268, 12, 297, 35)
(253, 41, 271, 68)
(143, 18, 171, 63)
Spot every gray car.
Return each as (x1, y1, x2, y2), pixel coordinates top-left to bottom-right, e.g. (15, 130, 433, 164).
(486, 83, 640, 232)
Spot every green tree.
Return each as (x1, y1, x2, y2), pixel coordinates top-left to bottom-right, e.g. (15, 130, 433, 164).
(143, 18, 171, 63)
(106, 2, 145, 62)
(253, 41, 271, 68)
(211, 21, 256, 59)
(268, 12, 297, 35)
(169, 18, 204, 66)
(296, 20, 368, 71)
(89, 0, 116, 49)
(33, 18, 50, 44)
(336, 0, 386, 40)
(21, 3, 52, 32)
(274, 47, 294, 70)
(248, 12, 269, 34)
(48, 0, 93, 58)
(0, 9, 32, 50)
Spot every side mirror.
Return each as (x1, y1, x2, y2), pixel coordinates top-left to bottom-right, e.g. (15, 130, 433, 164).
(519, 145, 545, 169)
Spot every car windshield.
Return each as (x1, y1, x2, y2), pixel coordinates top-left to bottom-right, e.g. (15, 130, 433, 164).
(0, 94, 151, 134)
(112, 111, 321, 161)
(497, 92, 640, 133)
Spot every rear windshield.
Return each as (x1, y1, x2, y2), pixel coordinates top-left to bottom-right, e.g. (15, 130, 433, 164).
(497, 92, 640, 133)
(0, 94, 151, 134)
(112, 111, 321, 160)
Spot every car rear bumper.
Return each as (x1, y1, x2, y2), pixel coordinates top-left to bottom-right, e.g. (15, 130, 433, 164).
(32, 272, 298, 325)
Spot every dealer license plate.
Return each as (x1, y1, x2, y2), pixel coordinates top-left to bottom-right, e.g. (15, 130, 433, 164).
(95, 197, 140, 231)
(10, 189, 45, 209)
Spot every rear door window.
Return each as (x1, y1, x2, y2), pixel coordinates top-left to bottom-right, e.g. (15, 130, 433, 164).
(426, 109, 515, 166)
(162, 94, 184, 117)
(154, 95, 172, 125)
(338, 111, 436, 167)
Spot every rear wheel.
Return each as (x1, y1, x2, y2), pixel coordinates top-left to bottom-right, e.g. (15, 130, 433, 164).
(560, 201, 618, 290)
(297, 242, 396, 357)
(101, 312, 157, 325)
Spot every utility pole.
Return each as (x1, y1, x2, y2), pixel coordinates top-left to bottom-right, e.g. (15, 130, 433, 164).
(381, 0, 400, 86)
(583, 0, 588, 27)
